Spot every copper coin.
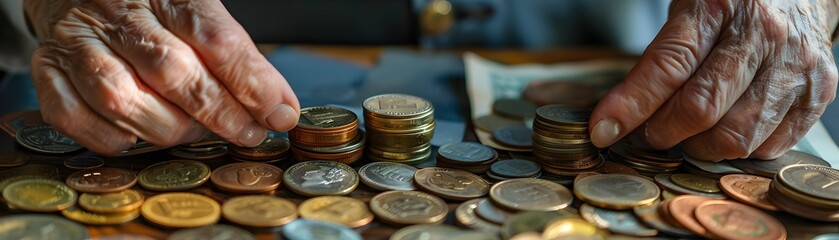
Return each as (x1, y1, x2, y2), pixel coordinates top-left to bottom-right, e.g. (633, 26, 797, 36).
(694, 200, 786, 240)
(523, 80, 597, 107)
(633, 200, 693, 237)
(413, 167, 490, 201)
(210, 162, 283, 193)
(0, 151, 29, 167)
(668, 195, 715, 239)
(718, 174, 778, 211)
(65, 167, 137, 193)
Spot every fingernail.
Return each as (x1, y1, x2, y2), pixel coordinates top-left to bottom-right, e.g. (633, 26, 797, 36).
(238, 122, 268, 147)
(266, 104, 299, 132)
(182, 124, 209, 143)
(591, 118, 621, 148)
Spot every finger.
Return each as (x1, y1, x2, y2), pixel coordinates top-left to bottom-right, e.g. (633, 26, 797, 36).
(150, 0, 301, 132)
(31, 47, 136, 156)
(589, 0, 724, 148)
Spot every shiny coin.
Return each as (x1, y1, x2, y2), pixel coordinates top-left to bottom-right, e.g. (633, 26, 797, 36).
(500, 211, 571, 239)
(475, 198, 516, 224)
(730, 150, 831, 177)
(492, 126, 533, 148)
(140, 192, 220, 228)
(391, 224, 463, 240)
(474, 115, 526, 132)
(62, 206, 139, 225)
(541, 217, 608, 240)
(455, 198, 502, 234)
(668, 195, 715, 238)
(574, 174, 659, 210)
(283, 161, 358, 197)
(78, 189, 144, 214)
(299, 196, 374, 228)
(633, 201, 693, 237)
(0, 214, 89, 240)
(580, 204, 657, 237)
(694, 200, 786, 240)
(167, 224, 255, 240)
(63, 156, 104, 170)
(296, 106, 358, 129)
(414, 167, 490, 200)
(654, 174, 728, 199)
(15, 125, 83, 154)
(370, 190, 448, 225)
(669, 174, 720, 193)
(138, 160, 210, 191)
(363, 94, 433, 118)
(283, 219, 362, 240)
(222, 195, 297, 227)
(66, 167, 137, 193)
(358, 162, 417, 191)
(766, 183, 839, 222)
(718, 174, 778, 211)
(493, 99, 538, 120)
(437, 142, 497, 163)
(490, 178, 573, 211)
(490, 159, 541, 178)
(211, 162, 282, 193)
(0, 151, 28, 167)
(3, 179, 77, 212)
(777, 164, 839, 201)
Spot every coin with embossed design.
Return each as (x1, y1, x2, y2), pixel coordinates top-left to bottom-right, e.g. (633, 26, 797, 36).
(777, 164, 839, 201)
(490, 178, 572, 211)
(3, 179, 77, 212)
(363, 94, 433, 118)
(730, 150, 830, 177)
(580, 204, 657, 237)
(140, 192, 220, 228)
(0, 214, 89, 240)
(358, 162, 417, 191)
(211, 162, 282, 193)
(283, 161, 358, 197)
(299, 196, 373, 228)
(66, 167, 137, 193)
(138, 160, 210, 191)
(414, 167, 489, 201)
(694, 200, 786, 240)
(78, 189, 144, 214)
(15, 125, 83, 154)
(718, 174, 778, 211)
(369, 190, 448, 225)
(455, 198, 501, 234)
(574, 174, 659, 209)
(437, 142, 497, 164)
(222, 195, 297, 227)
(670, 174, 720, 193)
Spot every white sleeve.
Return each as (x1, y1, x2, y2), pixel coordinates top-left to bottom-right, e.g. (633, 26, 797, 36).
(0, 0, 39, 73)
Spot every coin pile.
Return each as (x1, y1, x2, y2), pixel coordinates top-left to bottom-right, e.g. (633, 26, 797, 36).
(729, 150, 831, 178)
(485, 159, 541, 182)
(363, 94, 435, 165)
(436, 142, 498, 174)
(228, 135, 291, 163)
(653, 173, 727, 200)
(657, 195, 787, 239)
(167, 139, 228, 160)
(289, 106, 364, 164)
(531, 105, 602, 177)
(768, 164, 839, 222)
(607, 140, 682, 176)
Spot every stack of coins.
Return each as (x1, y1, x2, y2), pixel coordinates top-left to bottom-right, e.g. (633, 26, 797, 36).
(531, 105, 602, 177)
(363, 94, 435, 165)
(168, 134, 228, 160)
(436, 142, 498, 174)
(607, 140, 682, 177)
(228, 135, 291, 163)
(768, 164, 839, 222)
(290, 106, 364, 164)
(485, 159, 541, 182)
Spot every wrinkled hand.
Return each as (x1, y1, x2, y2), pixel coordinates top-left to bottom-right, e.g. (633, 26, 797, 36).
(25, 0, 300, 155)
(590, 0, 839, 161)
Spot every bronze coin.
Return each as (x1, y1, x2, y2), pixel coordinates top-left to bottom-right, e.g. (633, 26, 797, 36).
(0, 151, 29, 167)
(210, 162, 283, 193)
(668, 195, 715, 239)
(718, 174, 778, 211)
(413, 167, 490, 201)
(65, 167, 137, 193)
(694, 200, 786, 240)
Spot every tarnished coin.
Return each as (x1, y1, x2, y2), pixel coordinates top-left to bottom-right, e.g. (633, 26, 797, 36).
(66, 167, 137, 193)
(455, 198, 501, 234)
(777, 164, 839, 201)
(283, 161, 358, 197)
(79, 189, 145, 214)
(0, 151, 28, 167)
(718, 174, 778, 211)
(474, 115, 526, 132)
(493, 99, 538, 120)
(363, 94, 434, 118)
(668, 195, 715, 238)
(580, 204, 657, 237)
(574, 174, 659, 209)
(140, 192, 220, 228)
(654, 174, 728, 199)
(138, 160, 211, 191)
(222, 195, 298, 227)
(492, 126, 533, 148)
(437, 142, 497, 163)
(535, 106, 591, 125)
(358, 162, 417, 191)
(63, 156, 105, 170)
(669, 174, 720, 193)
(15, 125, 83, 154)
(62, 206, 140, 225)
(694, 200, 786, 240)
(168, 224, 255, 240)
(211, 162, 283, 193)
(3, 179, 77, 212)
(391, 224, 463, 240)
(414, 167, 490, 200)
(283, 219, 362, 240)
(490, 159, 541, 178)
(475, 198, 516, 224)
(730, 150, 831, 177)
(490, 178, 573, 211)
(541, 217, 608, 240)
(500, 211, 571, 239)
(633, 201, 693, 237)
(370, 190, 448, 225)
(0, 214, 89, 240)
(299, 196, 374, 228)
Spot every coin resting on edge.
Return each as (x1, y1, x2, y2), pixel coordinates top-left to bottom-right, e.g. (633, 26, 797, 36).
(489, 178, 572, 211)
(283, 161, 358, 197)
(15, 125, 83, 154)
(138, 160, 211, 191)
(3, 179, 77, 212)
(358, 162, 417, 191)
(413, 167, 490, 200)
(78, 189, 145, 214)
(211, 162, 283, 193)
(298, 196, 373, 228)
(369, 190, 448, 225)
(222, 195, 298, 227)
(140, 192, 220, 228)
(66, 167, 137, 193)
(574, 173, 659, 209)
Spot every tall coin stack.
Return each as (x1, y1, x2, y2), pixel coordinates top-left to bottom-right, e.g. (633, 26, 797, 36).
(532, 105, 602, 177)
(363, 94, 435, 165)
(289, 106, 364, 164)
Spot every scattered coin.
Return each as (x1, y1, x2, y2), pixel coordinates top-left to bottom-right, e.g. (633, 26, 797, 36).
(140, 192, 220, 228)
(574, 174, 659, 209)
(729, 150, 831, 178)
(633, 201, 693, 237)
(78, 189, 145, 214)
(391, 224, 463, 240)
(222, 195, 297, 227)
(61, 206, 139, 225)
(541, 217, 608, 240)
(369, 190, 448, 225)
(414, 167, 490, 200)
(718, 174, 778, 211)
(492, 126, 533, 148)
(63, 156, 105, 170)
(0, 214, 89, 240)
(475, 198, 516, 224)
(66, 167, 137, 193)
(15, 125, 83, 154)
(455, 198, 501, 234)
(283, 161, 359, 197)
(138, 160, 211, 191)
(493, 99, 538, 120)
(669, 174, 720, 193)
(358, 162, 417, 191)
(437, 142, 498, 164)
(282, 219, 362, 240)
(667, 195, 715, 238)
(654, 174, 727, 199)
(580, 204, 657, 237)
(490, 178, 573, 211)
(694, 200, 786, 240)
(211, 162, 283, 193)
(500, 211, 570, 239)
(299, 196, 374, 228)
(0, 151, 28, 167)
(228, 136, 291, 161)
(490, 159, 541, 178)
(167, 224, 255, 240)
(3, 179, 77, 212)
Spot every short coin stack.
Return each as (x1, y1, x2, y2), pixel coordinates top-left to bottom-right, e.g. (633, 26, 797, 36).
(167, 134, 228, 160)
(436, 142, 498, 174)
(531, 105, 602, 177)
(486, 159, 541, 182)
(768, 164, 839, 222)
(289, 106, 364, 164)
(228, 136, 291, 163)
(363, 94, 435, 165)
(608, 140, 682, 177)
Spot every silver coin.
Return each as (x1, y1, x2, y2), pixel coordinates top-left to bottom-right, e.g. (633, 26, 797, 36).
(682, 155, 744, 174)
(0, 214, 89, 240)
(358, 162, 417, 191)
(730, 150, 831, 177)
(64, 156, 105, 170)
(363, 94, 433, 117)
(632, 201, 693, 237)
(535, 106, 591, 125)
(0, 151, 29, 167)
(474, 198, 515, 224)
(653, 174, 726, 199)
(283, 219, 361, 240)
(283, 161, 358, 197)
(167, 224, 255, 240)
(15, 125, 83, 154)
(492, 126, 533, 148)
(437, 142, 496, 163)
(490, 159, 541, 178)
(580, 204, 657, 237)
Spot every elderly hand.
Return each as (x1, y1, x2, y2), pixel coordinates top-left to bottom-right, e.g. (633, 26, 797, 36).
(590, 0, 839, 161)
(25, 0, 300, 155)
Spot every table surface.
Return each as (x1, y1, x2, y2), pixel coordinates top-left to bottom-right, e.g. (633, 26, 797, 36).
(0, 46, 836, 240)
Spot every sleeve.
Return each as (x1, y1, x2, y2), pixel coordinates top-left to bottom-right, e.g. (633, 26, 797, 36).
(0, 0, 39, 73)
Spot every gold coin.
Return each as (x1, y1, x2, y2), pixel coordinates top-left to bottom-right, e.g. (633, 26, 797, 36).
(501, 211, 573, 240)
(669, 174, 720, 193)
(542, 217, 608, 240)
(2, 179, 77, 212)
(573, 174, 659, 210)
(413, 167, 490, 201)
(222, 195, 297, 227)
(138, 160, 211, 191)
(283, 161, 359, 197)
(490, 178, 573, 211)
(78, 189, 144, 214)
(62, 206, 139, 225)
(370, 190, 448, 225)
(363, 94, 434, 119)
(298, 196, 373, 228)
(140, 192, 220, 228)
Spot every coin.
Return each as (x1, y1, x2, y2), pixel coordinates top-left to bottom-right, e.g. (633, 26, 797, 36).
(414, 167, 490, 200)
(62, 206, 140, 225)
(358, 162, 417, 191)
(282, 219, 362, 240)
(167, 224, 255, 240)
(574, 174, 659, 209)
(668, 195, 715, 238)
(228, 136, 290, 160)
(363, 94, 434, 118)
(66, 167, 138, 193)
(15, 125, 83, 154)
(633, 201, 693, 237)
(777, 164, 839, 201)
(63, 156, 105, 170)
(0, 214, 89, 240)
(391, 224, 463, 240)
(140, 192, 220, 228)
(211, 162, 282, 193)
(296, 106, 358, 129)
(523, 80, 597, 107)
(683, 155, 744, 174)
(455, 198, 501, 234)
(541, 217, 608, 240)
(580, 204, 657, 237)
(730, 150, 831, 177)
(490, 159, 541, 178)
(369, 190, 448, 225)
(299, 196, 374, 228)
(166, 147, 227, 160)
(500, 211, 570, 239)
(812, 233, 839, 240)
(0, 151, 28, 167)
(493, 99, 538, 120)
(535, 106, 591, 125)
(654, 174, 727, 199)
(766, 183, 839, 222)
(138, 160, 211, 191)
(222, 195, 297, 227)
(437, 142, 497, 163)
(475, 198, 516, 224)
(474, 115, 526, 132)
(492, 126, 533, 148)
(78, 189, 144, 214)
(490, 178, 573, 211)
(283, 161, 358, 197)
(669, 174, 720, 193)
(718, 174, 778, 211)
(3, 179, 77, 212)
(693, 200, 786, 240)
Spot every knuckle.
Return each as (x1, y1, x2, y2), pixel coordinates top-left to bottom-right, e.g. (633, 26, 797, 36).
(709, 126, 754, 159)
(678, 84, 722, 129)
(647, 38, 699, 80)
